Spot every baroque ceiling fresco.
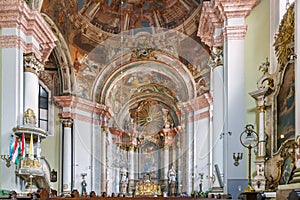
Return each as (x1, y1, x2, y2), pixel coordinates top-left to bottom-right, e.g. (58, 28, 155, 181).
(41, 0, 210, 141)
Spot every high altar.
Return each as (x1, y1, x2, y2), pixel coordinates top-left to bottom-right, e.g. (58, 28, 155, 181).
(135, 173, 161, 196)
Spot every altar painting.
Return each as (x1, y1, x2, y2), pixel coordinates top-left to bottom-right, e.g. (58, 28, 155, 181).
(276, 63, 295, 151)
(139, 142, 160, 179)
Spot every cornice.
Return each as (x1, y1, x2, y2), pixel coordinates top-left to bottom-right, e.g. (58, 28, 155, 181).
(197, 1, 224, 47)
(0, 0, 57, 63)
(218, 0, 260, 19)
(197, 0, 260, 46)
(180, 95, 211, 114)
(223, 25, 247, 40)
(53, 96, 113, 120)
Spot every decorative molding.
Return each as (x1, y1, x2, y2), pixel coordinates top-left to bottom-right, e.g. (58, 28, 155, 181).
(53, 96, 113, 124)
(0, 0, 57, 63)
(223, 25, 247, 40)
(0, 35, 39, 57)
(218, 0, 260, 19)
(208, 46, 223, 68)
(197, 1, 224, 47)
(197, 0, 259, 46)
(61, 118, 73, 128)
(180, 95, 211, 114)
(24, 52, 44, 75)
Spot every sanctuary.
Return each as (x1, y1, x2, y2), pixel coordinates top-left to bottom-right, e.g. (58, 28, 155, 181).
(0, 0, 300, 199)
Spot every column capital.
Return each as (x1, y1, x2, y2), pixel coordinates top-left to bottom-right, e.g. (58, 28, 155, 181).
(257, 105, 266, 113)
(24, 52, 44, 75)
(208, 46, 223, 69)
(60, 118, 73, 128)
(249, 87, 272, 112)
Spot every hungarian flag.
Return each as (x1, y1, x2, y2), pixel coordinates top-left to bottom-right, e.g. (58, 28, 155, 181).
(29, 133, 34, 160)
(20, 132, 25, 159)
(11, 137, 20, 164)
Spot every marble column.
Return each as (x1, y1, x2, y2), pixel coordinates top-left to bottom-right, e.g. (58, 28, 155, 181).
(23, 53, 43, 119)
(172, 145, 177, 170)
(61, 118, 73, 193)
(208, 46, 224, 189)
(123, 12, 130, 31)
(100, 127, 107, 193)
(177, 141, 182, 194)
(163, 144, 170, 194)
(153, 10, 161, 28)
(128, 145, 135, 196)
(185, 113, 194, 194)
(91, 117, 101, 194)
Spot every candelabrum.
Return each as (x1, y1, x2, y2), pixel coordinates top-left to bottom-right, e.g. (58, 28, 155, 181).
(240, 124, 258, 192)
(81, 173, 87, 195)
(199, 173, 204, 192)
(233, 153, 243, 166)
(0, 154, 11, 167)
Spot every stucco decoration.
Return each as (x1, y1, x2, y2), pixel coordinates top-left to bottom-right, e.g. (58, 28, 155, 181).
(197, 0, 260, 47)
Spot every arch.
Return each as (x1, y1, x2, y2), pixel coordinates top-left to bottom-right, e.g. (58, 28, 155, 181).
(92, 50, 197, 104)
(41, 13, 75, 94)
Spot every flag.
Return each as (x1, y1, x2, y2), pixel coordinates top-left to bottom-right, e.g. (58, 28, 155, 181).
(20, 132, 25, 159)
(9, 135, 14, 160)
(11, 137, 20, 164)
(29, 133, 34, 160)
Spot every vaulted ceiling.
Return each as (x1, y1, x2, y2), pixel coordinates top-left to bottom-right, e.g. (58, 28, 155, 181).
(41, 0, 210, 137)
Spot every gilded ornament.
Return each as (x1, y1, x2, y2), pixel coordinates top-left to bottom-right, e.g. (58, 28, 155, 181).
(208, 46, 223, 68)
(130, 48, 157, 61)
(274, 3, 294, 70)
(22, 157, 41, 169)
(24, 108, 37, 126)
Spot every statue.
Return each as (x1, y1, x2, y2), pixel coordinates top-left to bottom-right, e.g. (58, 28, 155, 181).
(120, 171, 128, 183)
(168, 166, 176, 183)
(120, 169, 128, 195)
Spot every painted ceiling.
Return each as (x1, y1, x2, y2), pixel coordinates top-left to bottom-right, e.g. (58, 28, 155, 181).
(41, 0, 210, 139)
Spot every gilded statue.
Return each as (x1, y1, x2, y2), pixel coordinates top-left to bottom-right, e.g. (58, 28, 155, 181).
(24, 108, 37, 126)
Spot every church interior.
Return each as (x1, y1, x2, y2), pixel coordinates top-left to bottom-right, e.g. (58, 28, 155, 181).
(0, 0, 300, 199)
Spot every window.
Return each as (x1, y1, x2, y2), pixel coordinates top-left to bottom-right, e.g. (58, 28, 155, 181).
(39, 85, 48, 131)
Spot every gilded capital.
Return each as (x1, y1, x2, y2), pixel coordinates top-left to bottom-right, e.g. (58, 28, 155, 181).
(257, 105, 266, 113)
(128, 144, 135, 151)
(208, 46, 223, 68)
(24, 53, 44, 75)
